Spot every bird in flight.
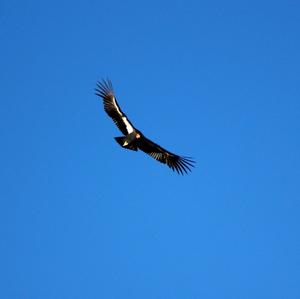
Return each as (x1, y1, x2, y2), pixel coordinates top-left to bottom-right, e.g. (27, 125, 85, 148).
(95, 79, 195, 174)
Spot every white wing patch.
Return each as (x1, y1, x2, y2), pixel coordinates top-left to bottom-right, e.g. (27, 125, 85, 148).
(122, 116, 134, 134)
(112, 96, 134, 134)
(150, 152, 164, 160)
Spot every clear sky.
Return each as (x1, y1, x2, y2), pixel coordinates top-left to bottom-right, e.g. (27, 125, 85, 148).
(1, 0, 300, 298)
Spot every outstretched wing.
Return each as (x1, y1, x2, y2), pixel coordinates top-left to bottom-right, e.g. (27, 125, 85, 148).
(95, 79, 135, 135)
(138, 136, 195, 174)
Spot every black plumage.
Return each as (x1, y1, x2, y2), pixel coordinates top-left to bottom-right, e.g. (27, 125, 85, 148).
(95, 79, 195, 174)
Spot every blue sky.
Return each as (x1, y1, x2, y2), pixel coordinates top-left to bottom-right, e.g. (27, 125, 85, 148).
(1, 0, 300, 298)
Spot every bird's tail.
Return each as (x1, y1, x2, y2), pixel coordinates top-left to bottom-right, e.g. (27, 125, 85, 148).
(114, 137, 138, 151)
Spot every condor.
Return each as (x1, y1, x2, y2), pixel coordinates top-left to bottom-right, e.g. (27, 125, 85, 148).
(95, 79, 195, 174)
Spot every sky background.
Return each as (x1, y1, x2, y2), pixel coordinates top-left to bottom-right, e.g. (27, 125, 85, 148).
(1, 0, 300, 298)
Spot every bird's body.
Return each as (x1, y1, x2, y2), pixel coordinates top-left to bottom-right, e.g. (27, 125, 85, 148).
(115, 131, 141, 151)
(95, 79, 195, 174)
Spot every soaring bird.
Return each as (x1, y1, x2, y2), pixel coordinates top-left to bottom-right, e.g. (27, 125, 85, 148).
(95, 79, 195, 174)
